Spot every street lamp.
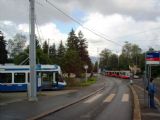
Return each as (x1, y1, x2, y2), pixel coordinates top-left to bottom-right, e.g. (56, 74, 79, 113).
(84, 65, 88, 82)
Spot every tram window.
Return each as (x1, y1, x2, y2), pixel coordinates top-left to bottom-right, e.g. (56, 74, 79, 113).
(42, 72, 53, 82)
(55, 72, 63, 82)
(0, 73, 12, 83)
(14, 73, 25, 83)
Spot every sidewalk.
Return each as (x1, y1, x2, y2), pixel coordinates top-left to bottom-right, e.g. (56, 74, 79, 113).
(133, 84, 160, 120)
(0, 77, 105, 120)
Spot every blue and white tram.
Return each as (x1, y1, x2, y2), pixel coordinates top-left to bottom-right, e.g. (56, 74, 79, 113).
(0, 64, 66, 91)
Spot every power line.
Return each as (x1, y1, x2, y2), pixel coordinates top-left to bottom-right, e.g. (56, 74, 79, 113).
(114, 27, 160, 40)
(37, 0, 160, 47)
(44, 0, 160, 45)
(19, 16, 45, 65)
(44, 0, 122, 47)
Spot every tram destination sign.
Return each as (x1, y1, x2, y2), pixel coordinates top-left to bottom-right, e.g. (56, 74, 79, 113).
(146, 51, 160, 65)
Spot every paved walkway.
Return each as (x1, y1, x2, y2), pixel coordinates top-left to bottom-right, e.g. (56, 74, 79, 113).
(133, 80, 160, 120)
(0, 76, 105, 120)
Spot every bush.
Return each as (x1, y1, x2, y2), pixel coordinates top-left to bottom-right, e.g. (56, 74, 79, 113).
(65, 77, 80, 87)
(65, 76, 97, 87)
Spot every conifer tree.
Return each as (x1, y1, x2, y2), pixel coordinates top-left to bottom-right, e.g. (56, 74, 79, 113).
(57, 40, 66, 70)
(0, 31, 8, 64)
(65, 29, 82, 76)
(49, 43, 57, 64)
(42, 40, 49, 54)
(78, 31, 92, 72)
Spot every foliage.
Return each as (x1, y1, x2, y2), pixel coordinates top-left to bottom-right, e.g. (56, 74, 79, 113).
(49, 43, 57, 64)
(80, 77, 96, 86)
(64, 29, 92, 77)
(42, 40, 49, 54)
(65, 77, 96, 87)
(56, 41, 66, 71)
(63, 49, 82, 77)
(0, 31, 8, 64)
(8, 33, 27, 58)
(78, 31, 92, 72)
(99, 42, 144, 72)
(93, 61, 98, 72)
(99, 49, 112, 70)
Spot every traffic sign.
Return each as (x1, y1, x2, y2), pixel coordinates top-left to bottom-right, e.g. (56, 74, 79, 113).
(146, 51, 160, 65)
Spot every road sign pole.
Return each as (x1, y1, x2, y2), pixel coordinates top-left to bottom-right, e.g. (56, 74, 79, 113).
(29, 0, 37, 101)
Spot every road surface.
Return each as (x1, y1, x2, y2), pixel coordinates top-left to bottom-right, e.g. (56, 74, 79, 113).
(40, 76, 132, 120)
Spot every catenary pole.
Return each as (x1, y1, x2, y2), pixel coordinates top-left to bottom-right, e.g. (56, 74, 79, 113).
(29, 0, 37, 101)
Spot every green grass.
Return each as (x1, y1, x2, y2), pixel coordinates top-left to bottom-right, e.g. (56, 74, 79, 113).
(65, 77, 97, 88)
(80, 77, 97, 87)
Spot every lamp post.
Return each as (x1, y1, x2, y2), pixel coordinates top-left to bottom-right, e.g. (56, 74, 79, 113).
(84, 65, 88, 82)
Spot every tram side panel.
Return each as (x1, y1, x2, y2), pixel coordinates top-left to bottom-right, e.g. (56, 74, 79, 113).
(0, 65, 66, 92)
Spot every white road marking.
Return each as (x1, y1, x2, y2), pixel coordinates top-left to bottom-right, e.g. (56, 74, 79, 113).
(122, 94, 129, 102)
(84, 94, 102, 103)
(103, 94, 115, 103)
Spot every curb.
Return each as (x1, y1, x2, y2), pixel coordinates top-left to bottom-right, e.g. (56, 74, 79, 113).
(134, 84, 160, 107)
(28, 86, 105, 120)
(129, 85, 141, 120)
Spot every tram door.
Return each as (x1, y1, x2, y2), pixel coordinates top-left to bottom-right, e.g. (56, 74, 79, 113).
(41, 72, 53, 89)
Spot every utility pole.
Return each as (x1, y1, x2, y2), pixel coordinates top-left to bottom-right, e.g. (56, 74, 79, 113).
(29, 0, 37, 101)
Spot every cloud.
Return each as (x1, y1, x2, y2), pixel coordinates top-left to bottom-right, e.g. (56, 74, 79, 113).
(76, 0, 160, 21)
(76, 13, 160, 56)
(0, 0, 159, 24)
(0, 20, 67, 47)
(37, 23, 67, 45)
(1, 0, 160, 57)
(0, 0, 76, 24)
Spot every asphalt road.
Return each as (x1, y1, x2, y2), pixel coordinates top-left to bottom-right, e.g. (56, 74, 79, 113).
(40, 77, 132, 120)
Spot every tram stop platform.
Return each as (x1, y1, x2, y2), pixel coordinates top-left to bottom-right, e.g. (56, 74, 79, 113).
(133, 78, 160, 120)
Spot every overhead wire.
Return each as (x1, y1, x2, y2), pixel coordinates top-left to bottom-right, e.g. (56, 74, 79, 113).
(114, 27, 160, 40)
(20, 2, 46, 65)
(44, 0, 122, 47)
(36, 0, 160, 49)
(44, 0, 160, 45)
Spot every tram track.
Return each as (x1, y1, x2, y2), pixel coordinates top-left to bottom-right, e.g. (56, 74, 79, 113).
(28, 84, 106, 120)
(36, 77, 119, 120)
(38, 77, 132, 120)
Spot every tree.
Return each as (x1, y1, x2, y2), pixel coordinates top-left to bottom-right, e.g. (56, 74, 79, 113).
(42, 40, 49, 54)
(0, 31, 8, 64)
(99, 48, 112, 70)
(14, 49, 28, 65)
(63, 50, 81, 77)
(66, 29, 79, 51)
(14, 46, 52, 65)
(131, 44, 142, 66)
(8, 33, 27, 58)
(65, 29, 82, 77)
(78, 31, 92, 72)
(57, 41, 66, 69)
(108, 53, 118, 70)
(93, 61, 98, 72)
(49, 43, 57, 64)
(35, 36, 41, 49)
(14, 37, 52, 65)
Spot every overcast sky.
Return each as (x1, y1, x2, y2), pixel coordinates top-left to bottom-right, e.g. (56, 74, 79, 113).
(0, 0, 160, 56)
